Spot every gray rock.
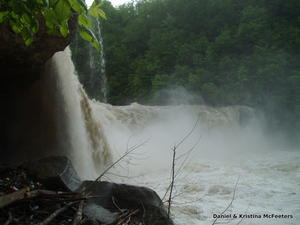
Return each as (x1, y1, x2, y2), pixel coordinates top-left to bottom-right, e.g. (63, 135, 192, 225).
(79, 181, 173, 225)
(23, 156, 81, 191)
(84, 203, 118, 224)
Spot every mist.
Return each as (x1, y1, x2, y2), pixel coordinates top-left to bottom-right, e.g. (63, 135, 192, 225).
(91, 101, 294, 178)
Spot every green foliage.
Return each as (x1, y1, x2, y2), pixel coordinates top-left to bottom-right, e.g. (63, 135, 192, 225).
(79, 26, 100, 49)
(94, 0, 300, 139)
(0, 0, 106, 49)
(89, 1, 106, 19)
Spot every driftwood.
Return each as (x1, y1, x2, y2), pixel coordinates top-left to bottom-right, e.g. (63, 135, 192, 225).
(35, 202, 76, 225)
(0, 188, 80, 208)
(0, 157, 172, 225)
(72, 200, 84, 225)
(0, 187, 146, 225)
(0, 188, 28, 208)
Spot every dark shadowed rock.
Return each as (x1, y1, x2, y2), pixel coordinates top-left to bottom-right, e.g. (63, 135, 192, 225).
(0, 16, 76, 82)
(79, 181, 174, 225)
(22, 156, 81, 191)
(0, 16, 77, 163)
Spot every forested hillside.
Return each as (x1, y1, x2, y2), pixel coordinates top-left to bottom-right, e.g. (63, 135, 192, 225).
(71, 0, 300, 141)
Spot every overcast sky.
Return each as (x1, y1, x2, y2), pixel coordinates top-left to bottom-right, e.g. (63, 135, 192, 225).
(86, 0, 131, 7)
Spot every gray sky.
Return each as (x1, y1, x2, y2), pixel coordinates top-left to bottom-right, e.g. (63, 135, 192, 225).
(86, 0, 131, 7)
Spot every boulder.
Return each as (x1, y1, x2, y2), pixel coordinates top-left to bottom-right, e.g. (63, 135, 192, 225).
(79, 181, 174, 225)
(83, 203, 118, 224)
(0, 15, 77, 163)
(22, 156, 82, 191)
(0, 16, 76, 82)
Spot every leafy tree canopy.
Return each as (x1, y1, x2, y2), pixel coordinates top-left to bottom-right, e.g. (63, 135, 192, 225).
(0, 0, 106, 49)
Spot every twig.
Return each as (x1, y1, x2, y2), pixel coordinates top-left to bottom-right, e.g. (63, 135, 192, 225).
(162, 131, 202, 202)
(0, 188, 28, 208)
(0, 188, 81, 209)
(236, 217, 244, 225)
(236, 203, 250, 225)
(174, 113, 200, 149)
(212, 176, 240, 225)
(162, 113, 202, 214)
(35, 202, 76, 225)
(72, 200, 84, 225)
(174, 135, 202, 177)
(112, 196, 123, 212)
(78, 218, 88, 225)
(167, 146, 176, 218)
(81, 140, 148, 195)
(116, 209, 139, 225)
(4, 212, 12, 225)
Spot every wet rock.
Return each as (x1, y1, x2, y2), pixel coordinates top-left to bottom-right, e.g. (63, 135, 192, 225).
(0, 15, 77, 164)
(84, 203, 118, 224)
(79, 181, 173, 225)
(0, 15, 76, 82)
(22, 156, 81, 191)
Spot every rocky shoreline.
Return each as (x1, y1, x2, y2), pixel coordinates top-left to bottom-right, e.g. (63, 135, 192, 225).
(0, 156, 173, 225)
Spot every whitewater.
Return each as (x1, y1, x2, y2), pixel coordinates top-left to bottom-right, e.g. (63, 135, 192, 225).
(48, 48, 299, 225)
(93, 102, 300, 225)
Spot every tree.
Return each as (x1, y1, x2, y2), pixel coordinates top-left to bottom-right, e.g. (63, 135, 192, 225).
(0, 0, 106, 49)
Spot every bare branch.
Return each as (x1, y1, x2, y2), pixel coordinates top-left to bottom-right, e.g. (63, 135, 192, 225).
(81, 139, 148, 195)
(0, 188, 28, 208)
(112, 196, 123, 213)
(174, 113, 200, 149)
(167, 146, 176, 218)
(212, 176, 240, 225)
(72, 200, 84, 225)
(162, 129, 202, 202)
(116, 209, 139, 225)
(35, 202, 76, 225)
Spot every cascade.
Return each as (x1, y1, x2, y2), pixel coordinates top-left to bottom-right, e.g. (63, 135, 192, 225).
(44, 47, 112, 179)
(70, 18, 108, 102)
(88, 18, 108, 102)
(41, 47, 299, 225)
(45, 46, 258, 179)
(95, 19, 108, 102)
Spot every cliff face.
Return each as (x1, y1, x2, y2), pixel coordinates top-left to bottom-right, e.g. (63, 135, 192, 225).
(0, 17, 76, 164)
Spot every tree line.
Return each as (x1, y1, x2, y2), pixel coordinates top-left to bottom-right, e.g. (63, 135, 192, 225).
(71, 0, 300, 142)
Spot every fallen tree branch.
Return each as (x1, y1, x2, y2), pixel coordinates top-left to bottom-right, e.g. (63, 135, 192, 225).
(72, 200, 84, 225)
(0, 188, 28, 208)
(116, 209, 139, 225)
(0, 188, 80, 208)
(35, 202, 76, 225)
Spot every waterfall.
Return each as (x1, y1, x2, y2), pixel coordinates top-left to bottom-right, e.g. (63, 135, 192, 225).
(40, 47, 299, 225)
(43, 46, 260, 180)
(42, 45, 258, 179)
(44, 47, 112, 179)
(95, 19, 108, 102)
(70, 18, 108, 102)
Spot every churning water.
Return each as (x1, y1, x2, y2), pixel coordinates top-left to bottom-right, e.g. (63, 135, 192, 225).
(50, 48, 299, 225)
